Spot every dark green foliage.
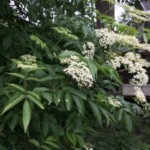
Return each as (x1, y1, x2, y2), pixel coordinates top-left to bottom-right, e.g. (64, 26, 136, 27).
(86, 118, 150, 150)
(0, 0, 149, 149)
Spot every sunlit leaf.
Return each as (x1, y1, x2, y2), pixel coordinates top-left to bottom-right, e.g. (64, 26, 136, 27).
(22, 100, 32, 132)
(2, 95, 25, 115)
(59, 50, 80, 58)
(8, 73, 25, 79)
(8, 84, 25, 92)
(27, 94, 44, 109)
(28, 139, 40, 147)
(66, 132, 77, 146)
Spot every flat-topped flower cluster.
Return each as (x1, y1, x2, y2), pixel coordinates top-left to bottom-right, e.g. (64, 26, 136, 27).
(60, 55, 93, 88)
(95, 28, 150, 51)
(123, 4, 150, 23)
(108, 96, 122, 108)
(108, 52, 150, 104)
(134, 87, 147, 104)
(16, 54, 38, 71)
(84, 143, 93, 150)
(82, 42, 95, 59)
(108, 52, 150, 86)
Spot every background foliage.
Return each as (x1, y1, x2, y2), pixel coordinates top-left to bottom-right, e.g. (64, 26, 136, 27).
(0, 0, 150, 149)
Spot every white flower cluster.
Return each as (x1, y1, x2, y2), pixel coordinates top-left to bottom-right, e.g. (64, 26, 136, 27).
(17, 54, 38, 70)
(95, 28, 150, 51)
(64, 62, 93, 88)
(138, 43, 150, 52)
(108, 96, 122, 108)
(108, 52, 149, 106)
(108, 52, 150, 86)
(20, 54, 36, 62)
(84, 143, 93, 150)
(130, 72, 149, 86)
(123, 5, 150, 22)
(60, 55, 79, 64)
(108, 53, 122, 69)
(95, 28, 116, 48)
(82, 42, 95, 59)
(129, 13, 148, 22)
(60, 55, 93, 88)
(134, 87, 147, 104)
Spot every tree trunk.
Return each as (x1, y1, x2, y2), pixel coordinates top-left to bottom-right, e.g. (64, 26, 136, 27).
(96, 0, 114, 28)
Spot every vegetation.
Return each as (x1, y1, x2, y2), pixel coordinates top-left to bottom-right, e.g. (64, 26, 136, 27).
(0, 0, 150, 149)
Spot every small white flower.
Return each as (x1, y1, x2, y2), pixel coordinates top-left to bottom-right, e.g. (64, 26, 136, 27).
(16, 54, 38, 70)
(95, 28, 116, 48)
(21, 54, 37, 63)
(130, 72, 149, 86)
(95, 28, 150, 51)
(60, 55, 79, 65)
(61, 56, 93, 88)
(138, 43, 150, 51)
(84, 143, 93, 150)
(108, 52, 150, 86)
(109, 57, 121, 69)
(108, 97, 122, 107)
(64, 62, 93, 88)
(65, 99, 69, 102)
(82, 42, 95, 59)
(134, 87, 147, 103)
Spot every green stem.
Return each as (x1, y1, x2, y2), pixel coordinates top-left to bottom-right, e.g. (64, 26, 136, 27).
(24, 72, 29, 98)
